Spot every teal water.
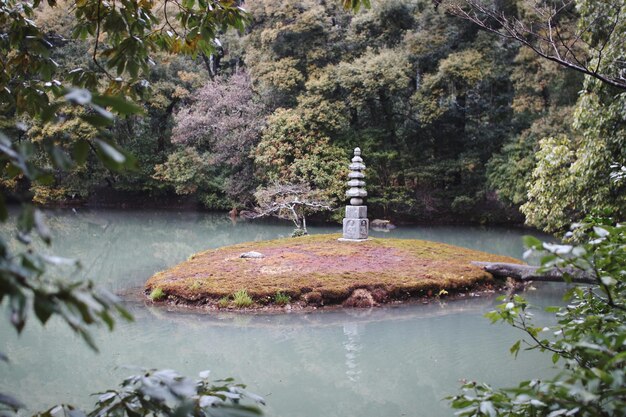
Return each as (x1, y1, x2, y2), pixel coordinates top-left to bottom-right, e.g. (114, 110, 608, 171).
(0, 209, 563, 416)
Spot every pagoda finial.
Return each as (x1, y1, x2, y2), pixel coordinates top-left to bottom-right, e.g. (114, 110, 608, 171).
(346, 147, 367, 206)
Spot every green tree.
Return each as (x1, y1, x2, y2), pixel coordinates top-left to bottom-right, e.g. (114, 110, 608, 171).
(448, 218, 626, 415)
(254, 108, 348, 204)
(519, 0, 626, 231)
(446, 0, 625, 230)
(0, 1, 263, 415)
(440, 0, 626, 415)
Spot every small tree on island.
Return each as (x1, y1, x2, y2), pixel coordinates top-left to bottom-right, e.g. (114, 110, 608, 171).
(253, 183, 334, 236)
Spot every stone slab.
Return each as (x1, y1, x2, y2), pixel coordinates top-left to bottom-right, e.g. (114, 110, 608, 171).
(337, 238, 369, 242)
(345, 205, 367, 219)
(342, 218, 369, 240)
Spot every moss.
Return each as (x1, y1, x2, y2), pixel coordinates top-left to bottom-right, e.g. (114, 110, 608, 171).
(149, 287, 166, 301)
(188, 281, 202, 291)
(145, 234, 522, 308)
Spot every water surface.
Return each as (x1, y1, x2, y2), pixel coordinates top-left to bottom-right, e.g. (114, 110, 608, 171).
(0, 209, 563, 416)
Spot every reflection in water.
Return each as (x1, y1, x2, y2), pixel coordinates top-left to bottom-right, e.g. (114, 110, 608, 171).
(0, 209, 563, 417)
(343, 323, 362, 382)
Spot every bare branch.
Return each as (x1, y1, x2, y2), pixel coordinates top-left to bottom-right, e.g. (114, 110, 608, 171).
(444, 0, 626, 90)
(92, 0, 113, 79)
(253, 183, 335, 234)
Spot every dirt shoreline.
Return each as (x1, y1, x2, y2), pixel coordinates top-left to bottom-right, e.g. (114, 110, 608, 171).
(140, 282, 510, 314)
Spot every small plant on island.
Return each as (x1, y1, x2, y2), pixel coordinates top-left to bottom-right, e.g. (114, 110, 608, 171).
(274, 292, 291, 305)
(149, 287, 166, 301)
(233, 290, 254, 308)
(218, 296, 231, 308)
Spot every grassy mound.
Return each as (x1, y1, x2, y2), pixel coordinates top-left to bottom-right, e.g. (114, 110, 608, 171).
(145, 234, 521, 309)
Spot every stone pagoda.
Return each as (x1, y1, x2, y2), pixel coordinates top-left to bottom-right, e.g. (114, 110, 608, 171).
(340, 147, 369, 241)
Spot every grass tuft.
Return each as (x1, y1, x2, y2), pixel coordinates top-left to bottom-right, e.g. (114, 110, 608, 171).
(233, 290, 253, 308)
(274, 292, 291, 305)
(218, 296, 231, 308)
(149, 287, 166, 301)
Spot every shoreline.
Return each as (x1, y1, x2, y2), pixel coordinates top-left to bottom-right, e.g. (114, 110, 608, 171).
(139, 281, 512, 314)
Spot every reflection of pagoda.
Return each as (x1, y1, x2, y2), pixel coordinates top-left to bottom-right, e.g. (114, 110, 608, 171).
(340, 147, 369, 241)
(343, 322, 362, 382)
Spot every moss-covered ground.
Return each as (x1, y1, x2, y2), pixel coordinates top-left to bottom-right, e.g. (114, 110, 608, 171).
(145, 234, 521, 310)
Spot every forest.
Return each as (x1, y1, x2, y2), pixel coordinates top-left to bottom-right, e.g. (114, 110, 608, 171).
(3, 0, 624, 232)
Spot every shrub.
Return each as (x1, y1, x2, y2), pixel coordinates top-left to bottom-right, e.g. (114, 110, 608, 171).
(232, 290, 253, 308)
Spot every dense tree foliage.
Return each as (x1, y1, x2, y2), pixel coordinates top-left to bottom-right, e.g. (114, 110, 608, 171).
(8, 0, 618, 228)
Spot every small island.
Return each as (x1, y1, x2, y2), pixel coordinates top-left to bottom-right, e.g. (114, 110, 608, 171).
(145, 148, 523, 310)
(144, 234, 521, 310)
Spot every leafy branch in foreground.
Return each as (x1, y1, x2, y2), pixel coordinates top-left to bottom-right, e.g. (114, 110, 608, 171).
(448, 218, 626, 416)
(0, 0, 253, 415)
(26, 369, 264, 417)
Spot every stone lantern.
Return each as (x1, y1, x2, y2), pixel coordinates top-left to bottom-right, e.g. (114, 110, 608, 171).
(340, 147, 369, 241)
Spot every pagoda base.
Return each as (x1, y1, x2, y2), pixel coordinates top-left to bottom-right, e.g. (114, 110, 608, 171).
(342, 217, 369, 240)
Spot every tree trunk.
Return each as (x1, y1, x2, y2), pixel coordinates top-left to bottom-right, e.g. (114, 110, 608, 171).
(471, 262, 597, 285)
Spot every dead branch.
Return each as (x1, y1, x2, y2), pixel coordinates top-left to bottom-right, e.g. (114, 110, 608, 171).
(471, 261, 596, 284)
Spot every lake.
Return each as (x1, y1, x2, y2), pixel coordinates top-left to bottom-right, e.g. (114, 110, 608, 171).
(0, 209, 564, 416)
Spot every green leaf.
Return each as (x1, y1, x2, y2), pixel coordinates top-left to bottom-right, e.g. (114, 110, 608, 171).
(79, 328, 99, 352)
(92, 95, 143, 116)
(33, 294, 54, 325)
(600, 276, 617, 286)
(64, 89, 93, 105)
(34, 209, 51, 245)
(484, 310, 501, 323)
(35, 173, 55, 186)
(522, 235, 542, 249)
(80, 113, 114, 128)
(73, 140, 90, 164)
(593, 226, 610, 237)
(509, 340, 521, 358)
(9, 292, 27, 334)
(49, 146, 73, 170)
(95, 139, 126, 169)
(18, 204, 35, 234)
